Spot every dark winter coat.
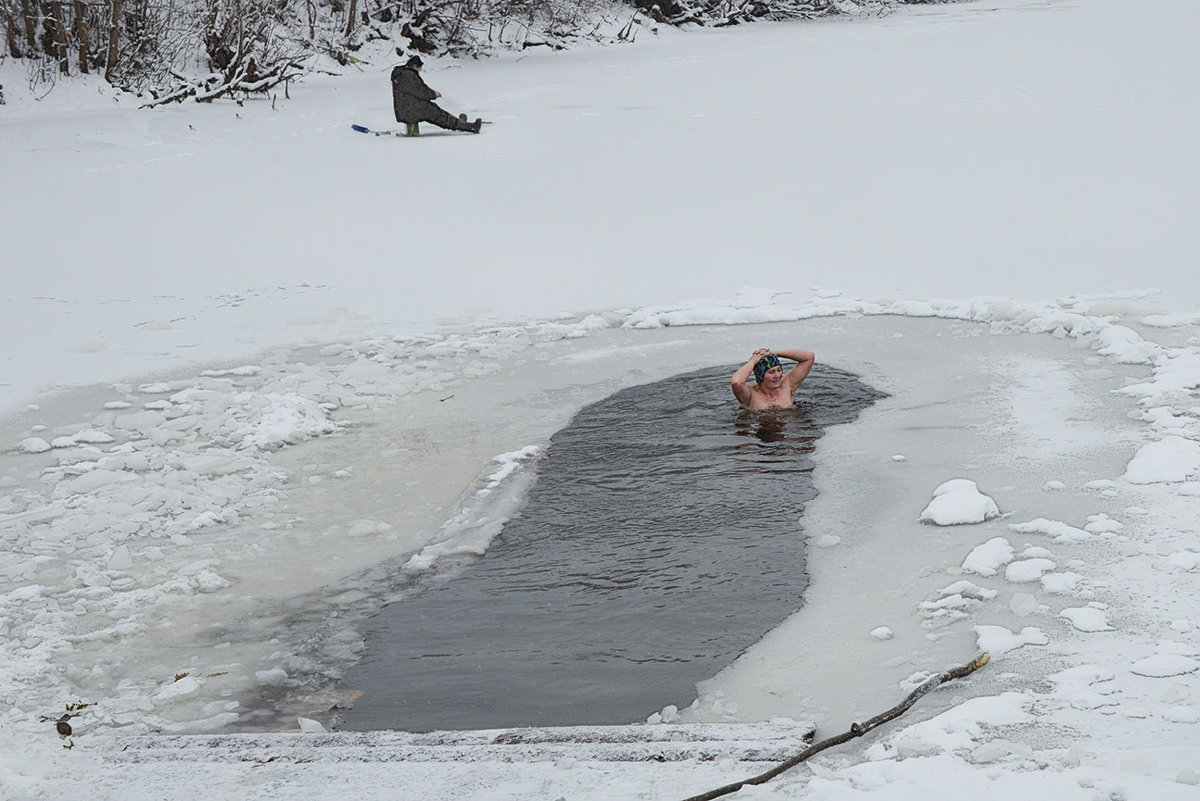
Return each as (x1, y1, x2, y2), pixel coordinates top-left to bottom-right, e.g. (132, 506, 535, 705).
(391, 65, 446, 125)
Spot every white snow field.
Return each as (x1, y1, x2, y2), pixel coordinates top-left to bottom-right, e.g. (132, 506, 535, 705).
(2, 0, 1200, 798)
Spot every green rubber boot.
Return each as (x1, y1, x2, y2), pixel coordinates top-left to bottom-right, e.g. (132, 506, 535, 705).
(405, 122, 420, 137)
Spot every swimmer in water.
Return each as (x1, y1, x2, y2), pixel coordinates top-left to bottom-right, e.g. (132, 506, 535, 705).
(731, 348, 816, 411)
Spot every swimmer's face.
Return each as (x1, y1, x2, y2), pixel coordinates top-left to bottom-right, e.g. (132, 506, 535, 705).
(761, 365, 784, 387)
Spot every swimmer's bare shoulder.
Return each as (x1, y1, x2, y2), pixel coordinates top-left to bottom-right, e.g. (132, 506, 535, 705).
(731, 348, 816, 410)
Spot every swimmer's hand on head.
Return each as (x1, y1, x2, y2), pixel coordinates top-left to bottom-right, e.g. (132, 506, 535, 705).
(730, 347, 816, 411)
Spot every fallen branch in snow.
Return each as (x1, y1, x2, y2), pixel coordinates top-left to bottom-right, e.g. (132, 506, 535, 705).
(681, 652, 992, 801)
(140, 60, 305, 107)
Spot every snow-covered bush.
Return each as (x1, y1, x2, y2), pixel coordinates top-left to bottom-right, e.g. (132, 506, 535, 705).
(0, 0, 952, 98)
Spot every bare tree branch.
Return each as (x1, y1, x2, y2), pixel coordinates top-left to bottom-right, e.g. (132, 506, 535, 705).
(140, 57, 303, 106)
(682, 653, 992, 801)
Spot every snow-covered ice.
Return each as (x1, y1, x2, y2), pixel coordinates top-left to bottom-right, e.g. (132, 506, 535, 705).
(1124, 436, 1200, 484)
(961, 538, 1015, 577)
(3, 0, 1200, 798)
(918, 479, 1000, 526)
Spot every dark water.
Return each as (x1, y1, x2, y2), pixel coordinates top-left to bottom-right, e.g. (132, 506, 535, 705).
(339, 364, 884, 731)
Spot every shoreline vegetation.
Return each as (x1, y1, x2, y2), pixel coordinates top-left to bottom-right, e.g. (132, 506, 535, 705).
(0, 0, 946, 104)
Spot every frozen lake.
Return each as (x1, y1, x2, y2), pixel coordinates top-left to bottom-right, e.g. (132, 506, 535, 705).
(0, 311, 1150, 735)
(4, 2, 1199, 794)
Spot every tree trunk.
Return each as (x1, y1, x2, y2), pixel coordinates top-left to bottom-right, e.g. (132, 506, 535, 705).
(20, 0, 36, 53)
(73, 0, 88, 73)
(343, 0, 357, 37)
(103, 0, 120, 82)
(4, 4, 24, 57)
(47, 2, 71, 73)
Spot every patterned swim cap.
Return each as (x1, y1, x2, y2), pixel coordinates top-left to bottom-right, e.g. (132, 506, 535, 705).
(753, 353, 782, 383)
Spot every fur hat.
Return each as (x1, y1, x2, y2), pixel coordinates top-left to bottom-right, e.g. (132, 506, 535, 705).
(405, 55, 424, 68)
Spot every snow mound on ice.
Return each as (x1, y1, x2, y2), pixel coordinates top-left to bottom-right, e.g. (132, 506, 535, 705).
(1124, 435, 1200, 484)
(918, 479, 1000, 526)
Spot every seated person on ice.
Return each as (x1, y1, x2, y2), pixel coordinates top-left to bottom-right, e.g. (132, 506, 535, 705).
(731, 348, 816, 411)
(391, 55, 482, 134)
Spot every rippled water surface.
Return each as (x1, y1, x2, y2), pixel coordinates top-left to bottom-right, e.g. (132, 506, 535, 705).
(340, 364, 884, 731)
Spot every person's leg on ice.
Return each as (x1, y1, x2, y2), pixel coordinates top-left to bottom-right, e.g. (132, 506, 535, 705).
(421, 104, 480, 133)
(456, 114, 483, 133)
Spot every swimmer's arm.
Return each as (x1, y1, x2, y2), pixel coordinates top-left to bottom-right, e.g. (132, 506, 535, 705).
(731, 350, 768, 406)
(776, 349, 816, 390)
